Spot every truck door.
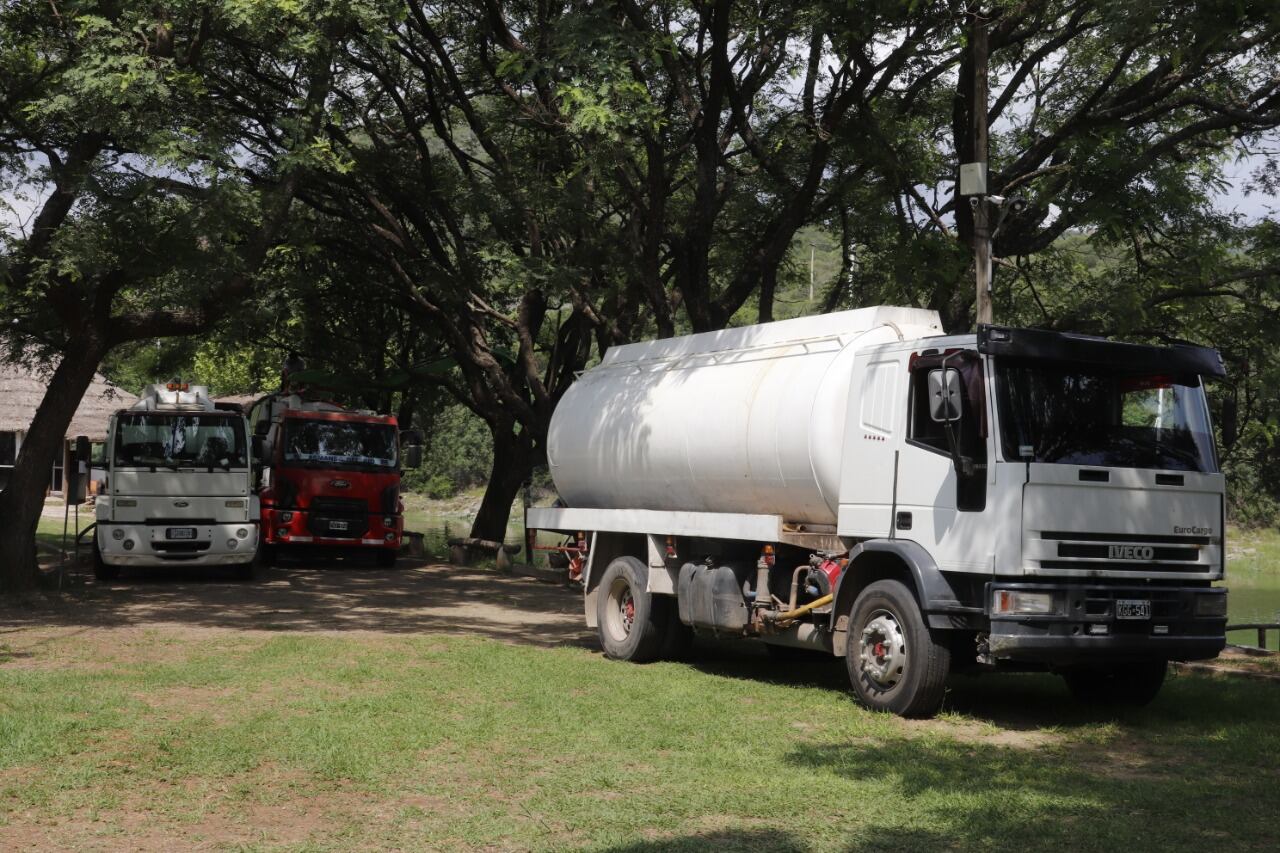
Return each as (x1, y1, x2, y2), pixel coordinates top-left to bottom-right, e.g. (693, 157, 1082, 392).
(894, 351, 996, 574)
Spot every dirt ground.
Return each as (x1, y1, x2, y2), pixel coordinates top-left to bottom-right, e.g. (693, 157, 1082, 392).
(3, 554, 595, 654)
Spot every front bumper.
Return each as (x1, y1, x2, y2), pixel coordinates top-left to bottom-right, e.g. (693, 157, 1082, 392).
(98, 522, 257, 566)
(987, 582, 1226, 664)
(261, 507, 402, 549)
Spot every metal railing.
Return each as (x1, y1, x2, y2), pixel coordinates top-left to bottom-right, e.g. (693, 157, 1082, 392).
(1227, 623, 1280, 650)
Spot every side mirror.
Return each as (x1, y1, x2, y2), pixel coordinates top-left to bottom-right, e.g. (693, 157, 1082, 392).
(403, 444, 423, 469)
(254, 420, 271, 438)
(928, 368, 963, 422)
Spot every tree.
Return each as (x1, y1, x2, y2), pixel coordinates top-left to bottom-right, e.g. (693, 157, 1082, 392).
(0, 1, 347, 593)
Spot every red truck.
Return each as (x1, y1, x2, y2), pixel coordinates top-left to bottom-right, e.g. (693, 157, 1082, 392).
(250, 393, 422, 567)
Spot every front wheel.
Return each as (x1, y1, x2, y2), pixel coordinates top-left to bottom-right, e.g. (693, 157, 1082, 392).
(92, 540, 120, 583)
(845, 579, 950, 717)
(595, 557, 669, 663)
(376, 548, 398, 568)
(1061, 661, 1167, 707)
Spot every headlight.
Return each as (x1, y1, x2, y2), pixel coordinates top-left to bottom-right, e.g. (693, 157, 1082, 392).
(1195, 592, 1228, 617)
(111, 528, 124, 541)
(384, 532, 396, 542)
(236, 528, 248, 539)
(383, 516, 394, 528)
(992, 590, 1059, 616)
(281, 511, 294, 523)
(227, 539, 238, 549)
(122, 539, 135, 551)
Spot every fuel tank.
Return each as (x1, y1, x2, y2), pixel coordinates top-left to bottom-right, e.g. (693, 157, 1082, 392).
(547, 307, 943, 524)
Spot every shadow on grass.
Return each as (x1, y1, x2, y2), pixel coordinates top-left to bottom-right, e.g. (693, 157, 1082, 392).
(601, 829, 806, 853)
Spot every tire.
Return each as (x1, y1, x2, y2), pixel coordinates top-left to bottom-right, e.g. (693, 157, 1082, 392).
(844, 579, 950, 718)
(92, 540, 120, 583)
(376, 548, 398, 568)
(595, 556, 668, 663)
(257, 543, 277, 567)
(1061, 661, 1167, 707)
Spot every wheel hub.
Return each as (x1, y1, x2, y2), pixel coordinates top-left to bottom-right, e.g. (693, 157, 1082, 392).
(859, 611, 906, 689)
(619, 589, 635, 635)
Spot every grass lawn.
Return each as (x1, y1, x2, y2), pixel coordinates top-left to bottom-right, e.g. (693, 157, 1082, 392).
(1, 626, 1278, 851)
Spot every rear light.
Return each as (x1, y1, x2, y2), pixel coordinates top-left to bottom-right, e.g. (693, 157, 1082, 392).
(1195, 592, 1228, 617)
(762, 545, 775, 567)
(281, 512, 294, 522)
(992, 590, 1059, 616)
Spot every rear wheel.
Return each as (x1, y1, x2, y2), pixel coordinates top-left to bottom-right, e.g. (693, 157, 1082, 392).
(845, 579, 950, 717)
(1061, 661, 1167, 707)
(92, 540, 120, 583)
(596, 557, 668, 663)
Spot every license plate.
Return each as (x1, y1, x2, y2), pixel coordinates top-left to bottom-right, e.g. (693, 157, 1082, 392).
(328, 520, 349, 531)
(167, 527, 197, 540)
(1116, 599, 1151, 620)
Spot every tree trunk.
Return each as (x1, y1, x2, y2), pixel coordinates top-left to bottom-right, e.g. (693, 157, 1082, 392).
(0, 341, 106, 595)
(469, 426, 535, 543)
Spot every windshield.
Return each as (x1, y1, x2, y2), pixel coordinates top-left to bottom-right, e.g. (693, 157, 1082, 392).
(282, 419, 397, 469)
(114, 414, 247, 469)
(994, 358, 1218, 473)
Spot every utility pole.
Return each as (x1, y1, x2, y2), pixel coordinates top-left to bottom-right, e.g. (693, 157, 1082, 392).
(969, 6, 993, 326)
(809, 244, 815, 302)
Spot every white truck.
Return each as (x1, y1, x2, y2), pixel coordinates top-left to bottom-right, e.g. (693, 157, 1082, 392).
(93, 382, 258, 580)
(526, 307, 1229, 716)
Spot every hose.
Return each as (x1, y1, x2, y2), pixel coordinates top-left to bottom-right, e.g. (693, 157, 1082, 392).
(769, 593, 834, 624)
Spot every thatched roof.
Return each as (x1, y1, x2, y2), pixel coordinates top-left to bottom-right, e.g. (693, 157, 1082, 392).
(0, 361, 138, 441)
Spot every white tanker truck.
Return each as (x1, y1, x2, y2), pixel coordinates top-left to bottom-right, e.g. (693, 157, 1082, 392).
(526, 306, 1228, 716)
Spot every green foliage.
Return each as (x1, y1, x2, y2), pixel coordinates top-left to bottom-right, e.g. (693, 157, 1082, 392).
(401, 403, 493, 497)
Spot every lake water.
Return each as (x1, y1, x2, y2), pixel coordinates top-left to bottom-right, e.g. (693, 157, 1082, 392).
(409, 514, 1280, 646)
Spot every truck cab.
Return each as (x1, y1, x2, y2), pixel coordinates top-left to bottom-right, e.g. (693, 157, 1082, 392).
(251, 394, 417, 567)
(838, 325, 1226, 680)
(93, 383, 258, 580)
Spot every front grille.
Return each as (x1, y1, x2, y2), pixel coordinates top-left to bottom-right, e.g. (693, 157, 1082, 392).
(1041, 530, 1211, 546)
(146, 517, 217, 526)
(1055, 544, 1200, 562)
(1039, 559, 1206, 573)
(307, 496, 369, 539)
(1032, 531, 1215, 575)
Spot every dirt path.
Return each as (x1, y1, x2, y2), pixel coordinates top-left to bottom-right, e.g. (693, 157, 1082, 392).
(1, 557, 595, 652)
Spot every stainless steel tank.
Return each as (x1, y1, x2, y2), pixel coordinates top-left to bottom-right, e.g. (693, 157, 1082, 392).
(547, 307, 943, 524)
